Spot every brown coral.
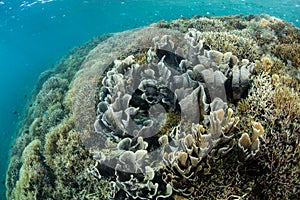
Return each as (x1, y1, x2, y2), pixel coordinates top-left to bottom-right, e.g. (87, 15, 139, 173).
(274, 43, 300, 68)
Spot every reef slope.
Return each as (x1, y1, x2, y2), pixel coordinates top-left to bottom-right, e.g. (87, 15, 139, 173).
(6, 14, 299, 200)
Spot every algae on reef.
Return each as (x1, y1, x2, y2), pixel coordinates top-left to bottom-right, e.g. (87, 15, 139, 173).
(6, 14, 299, 200)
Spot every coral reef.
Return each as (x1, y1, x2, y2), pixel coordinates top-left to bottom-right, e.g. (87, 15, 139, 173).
(6, 14, 300, 200)
(5, 34, 112, 200)
(91, 27, 252, 197)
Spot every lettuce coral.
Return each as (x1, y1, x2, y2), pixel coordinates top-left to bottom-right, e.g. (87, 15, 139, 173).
(89, 27, 256, 198)
(6, 15, 300, 200)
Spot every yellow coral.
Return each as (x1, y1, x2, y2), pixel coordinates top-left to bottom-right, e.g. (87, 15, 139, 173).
(238, 133, 251, 150)
(254, 55, 283, 74)
(252, 122, 264, 140)
(238, 122, 265, 155)
(237, 99, 251, 114)
(271, 85, 300, 124)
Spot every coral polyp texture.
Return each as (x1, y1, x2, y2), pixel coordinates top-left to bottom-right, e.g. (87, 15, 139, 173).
(6, 14, 299, 200)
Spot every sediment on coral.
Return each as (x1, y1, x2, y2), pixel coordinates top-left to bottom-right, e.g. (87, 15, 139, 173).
(6, 14, 300, 200)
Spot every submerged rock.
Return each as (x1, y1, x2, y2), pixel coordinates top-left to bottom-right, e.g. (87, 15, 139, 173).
(6, 15, 299, 200)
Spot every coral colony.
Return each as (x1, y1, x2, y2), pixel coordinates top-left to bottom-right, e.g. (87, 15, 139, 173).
(6, 15, 299, 199)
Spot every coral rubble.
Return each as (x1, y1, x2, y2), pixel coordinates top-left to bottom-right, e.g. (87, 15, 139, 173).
(6, 14, 299, 200)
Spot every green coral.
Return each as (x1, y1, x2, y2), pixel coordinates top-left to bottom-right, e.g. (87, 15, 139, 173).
(14, 139, 52, 200)
(6, 34, 112, 200)
(44, 117, 110, 199)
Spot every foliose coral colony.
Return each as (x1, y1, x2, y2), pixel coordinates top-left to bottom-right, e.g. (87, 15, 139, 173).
(6, 15, 299, 199)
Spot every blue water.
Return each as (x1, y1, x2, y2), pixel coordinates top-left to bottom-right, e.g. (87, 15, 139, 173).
(0, 0, 299, 199)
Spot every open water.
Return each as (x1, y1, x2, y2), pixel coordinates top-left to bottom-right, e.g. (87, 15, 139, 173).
(0, 0, 299, 199)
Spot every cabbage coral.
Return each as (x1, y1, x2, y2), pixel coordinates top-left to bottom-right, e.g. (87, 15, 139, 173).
(6, 15, 299, 200)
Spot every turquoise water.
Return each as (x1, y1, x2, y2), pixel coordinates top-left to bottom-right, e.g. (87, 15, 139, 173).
(0, 0, 299, 199)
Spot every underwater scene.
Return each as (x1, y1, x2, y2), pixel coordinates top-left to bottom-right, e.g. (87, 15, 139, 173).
(0, 0, 299, 199)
